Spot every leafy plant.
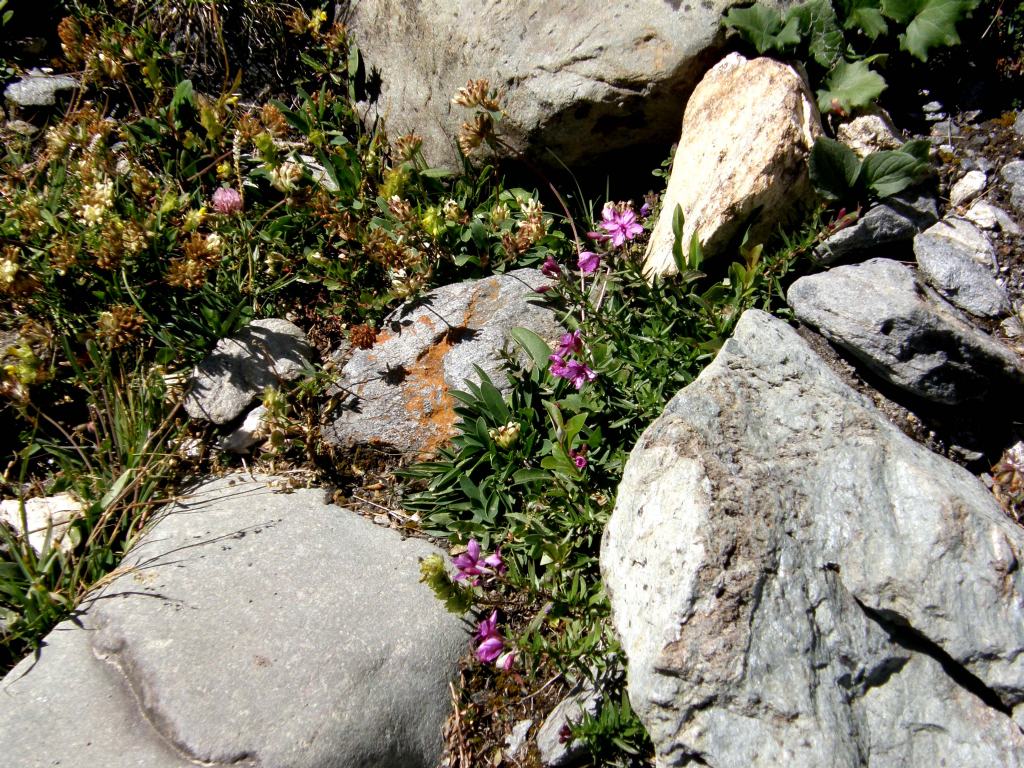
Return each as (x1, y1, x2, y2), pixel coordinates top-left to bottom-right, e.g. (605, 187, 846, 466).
(809, 136, 933, 202)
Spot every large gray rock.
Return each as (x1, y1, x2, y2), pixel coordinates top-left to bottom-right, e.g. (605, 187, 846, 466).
(324, 269, 561, 456)
(184, 318, 313, 424)
(601, 309, 1024, 768)
(644, 53, 821, 275)
(4, 69, 78, 107)
(0, 474, 466, 768)
(346, 1, 783, 170)
(787, 258, 1024, 403)
(914, 218, 1010, 318)
(813, 190, 939, 264)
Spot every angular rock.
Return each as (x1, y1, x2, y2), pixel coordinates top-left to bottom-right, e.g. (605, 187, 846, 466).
(787, 258, 1024, 403)
(813, 189, 939, 264)
(644, 53, 821, 275)
(914, 219, 1010, 318)
(184, 318, 312, 425)
(3, 69, 78, 107)
(601, 309, 1024, 768)
(347, 0, 764, 170)
(949, 169, 986, 207)
(0, 474, 466, 768)
(965, 200, 1022, 234)
(536, 685, 601, 767)
(218, 404, 269, 454)
(835, 110, 903, 157)
(324, 269, 561, 456)
(0, 493, 82, 554)
(1004, 160, 1024, 212)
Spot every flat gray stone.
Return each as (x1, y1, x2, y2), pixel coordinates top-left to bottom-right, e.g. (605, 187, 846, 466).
(601, 309, 1024, 768)
(965, 201, 1022, 234)
(536, 685, 601, 767)
(1, 475, 467, 768)
(4, 69, 77, 107)
(787, 258, 1024, 403)
(184, 319, 312, 424)
(813, 190, 938, 264)
(914, 219, 1010, 318)
(324, 269, 561, 456)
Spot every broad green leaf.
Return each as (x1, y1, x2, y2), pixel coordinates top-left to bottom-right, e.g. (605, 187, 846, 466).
(882, 0, 979, 60)
(509, 327, 552, 369)
(722, 4, 802, 53)
(861, 149, 932, 197)
(898, 138, 931, 161)
(786, 0, 844, 67)
(809, 137, 862, 201)
(816, 58, 887, 113)
(841, 0, 890, 38)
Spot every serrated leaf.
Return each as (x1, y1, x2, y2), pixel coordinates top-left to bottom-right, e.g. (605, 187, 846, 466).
(786, 0, 844, 67)
(882, 0, 979, 60)
(722, 4, 802, 53)
(816, 58, 887, 113)
(842, 0, 890, 39)
(861, 149, 932, 197)
(809, 137, 863, 201)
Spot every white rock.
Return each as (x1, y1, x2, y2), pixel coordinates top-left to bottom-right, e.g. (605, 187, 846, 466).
(949, 169, 987, 207)
(835, 110, 903, 157)
(0, 493, 82, 553)
(644, 53, 821, 276)
(218, 405, 269, 454)
(965, 201, 1022, 234)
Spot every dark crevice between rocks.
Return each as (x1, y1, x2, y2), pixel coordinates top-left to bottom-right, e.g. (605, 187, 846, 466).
(854, 598, 1012, 716)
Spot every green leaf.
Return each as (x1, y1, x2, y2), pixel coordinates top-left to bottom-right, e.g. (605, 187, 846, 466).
(841, 0, 890, 38)
(169, 79, 196, 122)
(671, 204, 685, 274)
(861, 149, 932, 197)
(816, 58, 887, 113)
(722, 4, 802, 54)
(898, 138, 931, 161)
(809, 137, 862, 201)
(786, 0, 844, 67)
(882, 0, 979, 60)
(509, 327, 552, 369)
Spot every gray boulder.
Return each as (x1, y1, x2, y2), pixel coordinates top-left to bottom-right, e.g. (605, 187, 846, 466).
(601, 309, 1024, 768)
(4, 69, 78, 107)
(184, 318, 313, 424)
(0, 474, 466, 768)
(914, 218, 1010, 318)
(1004, 160, 1024, 212)
(787, 258, 1024, 403)
(324, 269, 561, 456)
(346, 0, 784, 170)
(813, 190, 939, 264)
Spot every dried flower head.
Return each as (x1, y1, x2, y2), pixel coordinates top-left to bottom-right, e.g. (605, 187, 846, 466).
(457, 113, 493, 156)
(387, 195, 413, 222)
(393, 133, 423, 162)
(452, 79, 502, 112)
(350, 324, 377, 350)
(261, 103, 289, 137)
(57, 17, 86, 64)
(270, 161, 303, 193)
(97, 304, 145, 348)
(77, 179, 114, 227)
(166, 257, 209, 290)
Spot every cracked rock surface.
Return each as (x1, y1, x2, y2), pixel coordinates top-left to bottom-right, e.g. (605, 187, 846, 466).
(601, 309, 1024, 768)
(0, 474, 466, 768)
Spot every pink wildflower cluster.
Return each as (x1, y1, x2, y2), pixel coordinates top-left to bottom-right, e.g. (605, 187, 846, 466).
(588, 202, 644, 248)
(452, 538, 506, 585)
(476, 610, 515, 670)
(211, 187, 243, 215)
(548, 330, 596, 390)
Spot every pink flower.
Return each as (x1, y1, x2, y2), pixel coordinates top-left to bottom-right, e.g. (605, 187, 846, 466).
(540, 255, 562, 278)
(452, 539, 505, 584)
(549, 354, 596, 390)
(496, 650, 516, 670)
(577, 250, 600, 274)
(555, 330, 583, 358)
(570, 448, 588, 470)
(600, 203, 643, 247)
(640, 202, 652, 218)
(476, 610, 505, 663)
(211, 187, 243, 215)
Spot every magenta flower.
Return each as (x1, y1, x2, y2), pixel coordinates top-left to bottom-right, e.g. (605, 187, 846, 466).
(549, 353, 570, 378)
(540, 255, 562, 278)
(549, 355, 596, 390)
(476, 610, 505, 663)
(496, 649, 516, 671)
(211, 187, 243, 215)
(640, 202, 652, 218)
(600, 203, 643, 247)
(555, 330, 583, 358)
(570, 448, 588, 470)
(452, 539, 505, 584)
(577, 250, 600, 274)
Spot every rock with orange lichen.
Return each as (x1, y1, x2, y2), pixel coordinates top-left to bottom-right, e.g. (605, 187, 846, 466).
(323, 269, 562, 457)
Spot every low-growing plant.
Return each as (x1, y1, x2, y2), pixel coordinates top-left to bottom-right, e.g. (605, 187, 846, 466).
(809, 135, 934, 203)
